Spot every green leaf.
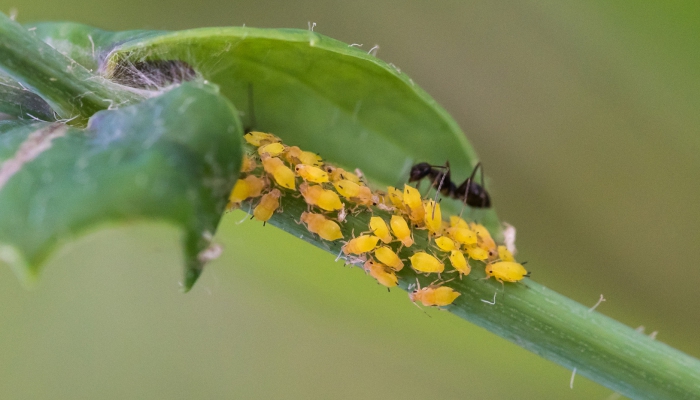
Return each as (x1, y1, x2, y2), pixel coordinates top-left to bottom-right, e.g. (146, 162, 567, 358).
(0, 73, 55, 121)
(28, 22, 500, 232)
(0, 14, 142, 123)
(0, 82, 243, 290)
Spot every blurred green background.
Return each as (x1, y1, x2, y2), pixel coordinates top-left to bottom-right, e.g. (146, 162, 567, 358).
(1, 1, 699, 398)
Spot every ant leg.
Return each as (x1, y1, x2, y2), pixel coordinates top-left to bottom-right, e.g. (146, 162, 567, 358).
(478, 162, 486, 208)
(432, 162, 449, 219)
(459, 177, 471, 219)
(458, 162, 483, 217)
(421, 163, 450, 199)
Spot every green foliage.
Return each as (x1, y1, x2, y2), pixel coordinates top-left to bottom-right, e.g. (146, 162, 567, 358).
(0, 83, 242, 289)
(29, 21, 499, 231)
(1, 13, 699, 399)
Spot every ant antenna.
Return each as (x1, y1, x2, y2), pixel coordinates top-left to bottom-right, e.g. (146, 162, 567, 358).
(432, 161, 449, 219)
(246, 83, 257, 133)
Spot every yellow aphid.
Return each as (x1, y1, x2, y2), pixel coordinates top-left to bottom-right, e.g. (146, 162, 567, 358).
(327, 166, 361, 184)
(343, 235, 381, 255)
(374, 246, 404, 271)
(386, 187, 406, 210)
(449, 250, 471, 277)
(403, 185, 425, 222)
(410, 285, 460, 307)
(295, 164, 329, 183)
(446, 226, 477, 245)
(300, 212, 343, 241)
(261, 155, 296, 190)
(498, 245, 515, 262)
(364, 260, 398, 288)
(299, 182, 343, 211)
(240, 155, 257, 173)
(390, 215, 414, 247)
(485, 261, 529, 283)
(403, 184, 422, 210)
(450, 215, 469, 229)
(434, 236, 456, 252)
(298, 151, 322, 166)
(466, 245, 489, 261)
(369, 217, 393, 243)
(374, 192, 395, 212)
(333, 179, 361, 198)
(352, 185, 374, 206)
(244, 131, 280, 146)
(285, 146, 323, 166)
(410, 252, 444, 274)
(258, 142, 285, 156)
(253, 189, 281, 222)
(423, 200, 442, 234)
(471, 223, 497, 253)
(229, 175, 267, 203)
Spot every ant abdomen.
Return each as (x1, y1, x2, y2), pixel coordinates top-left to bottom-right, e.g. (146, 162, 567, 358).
(408, 161, 491, 208)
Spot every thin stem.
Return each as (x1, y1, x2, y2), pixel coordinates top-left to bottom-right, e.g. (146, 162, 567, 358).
(243, 191, 700, 400)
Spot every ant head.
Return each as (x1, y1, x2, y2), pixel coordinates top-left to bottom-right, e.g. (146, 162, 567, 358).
(409, 162, 432, 182)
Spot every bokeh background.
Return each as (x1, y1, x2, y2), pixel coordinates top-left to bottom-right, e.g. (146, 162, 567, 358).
(1, 1, 699, 399)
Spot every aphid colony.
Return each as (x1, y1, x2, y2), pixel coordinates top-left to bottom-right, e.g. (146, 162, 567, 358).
(229, 131, 529, 308)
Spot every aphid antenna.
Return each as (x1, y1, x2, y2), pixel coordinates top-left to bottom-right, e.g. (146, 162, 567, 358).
(411, 300, 432, 318)
(428, 278, 442, 287)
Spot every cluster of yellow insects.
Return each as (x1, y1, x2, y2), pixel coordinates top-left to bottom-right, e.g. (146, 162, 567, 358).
(229, 131, 529, 308)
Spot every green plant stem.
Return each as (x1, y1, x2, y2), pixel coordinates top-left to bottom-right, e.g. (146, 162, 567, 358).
(242, 192, 700, 400)
(0, 13, 142, 123)
(0, 74, 54, 120)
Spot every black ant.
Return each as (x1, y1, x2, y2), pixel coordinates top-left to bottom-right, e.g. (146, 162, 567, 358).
(408, 161, 491, 208)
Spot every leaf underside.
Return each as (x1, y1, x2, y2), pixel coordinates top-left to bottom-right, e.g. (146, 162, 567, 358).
(0, 83, 243, 289)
